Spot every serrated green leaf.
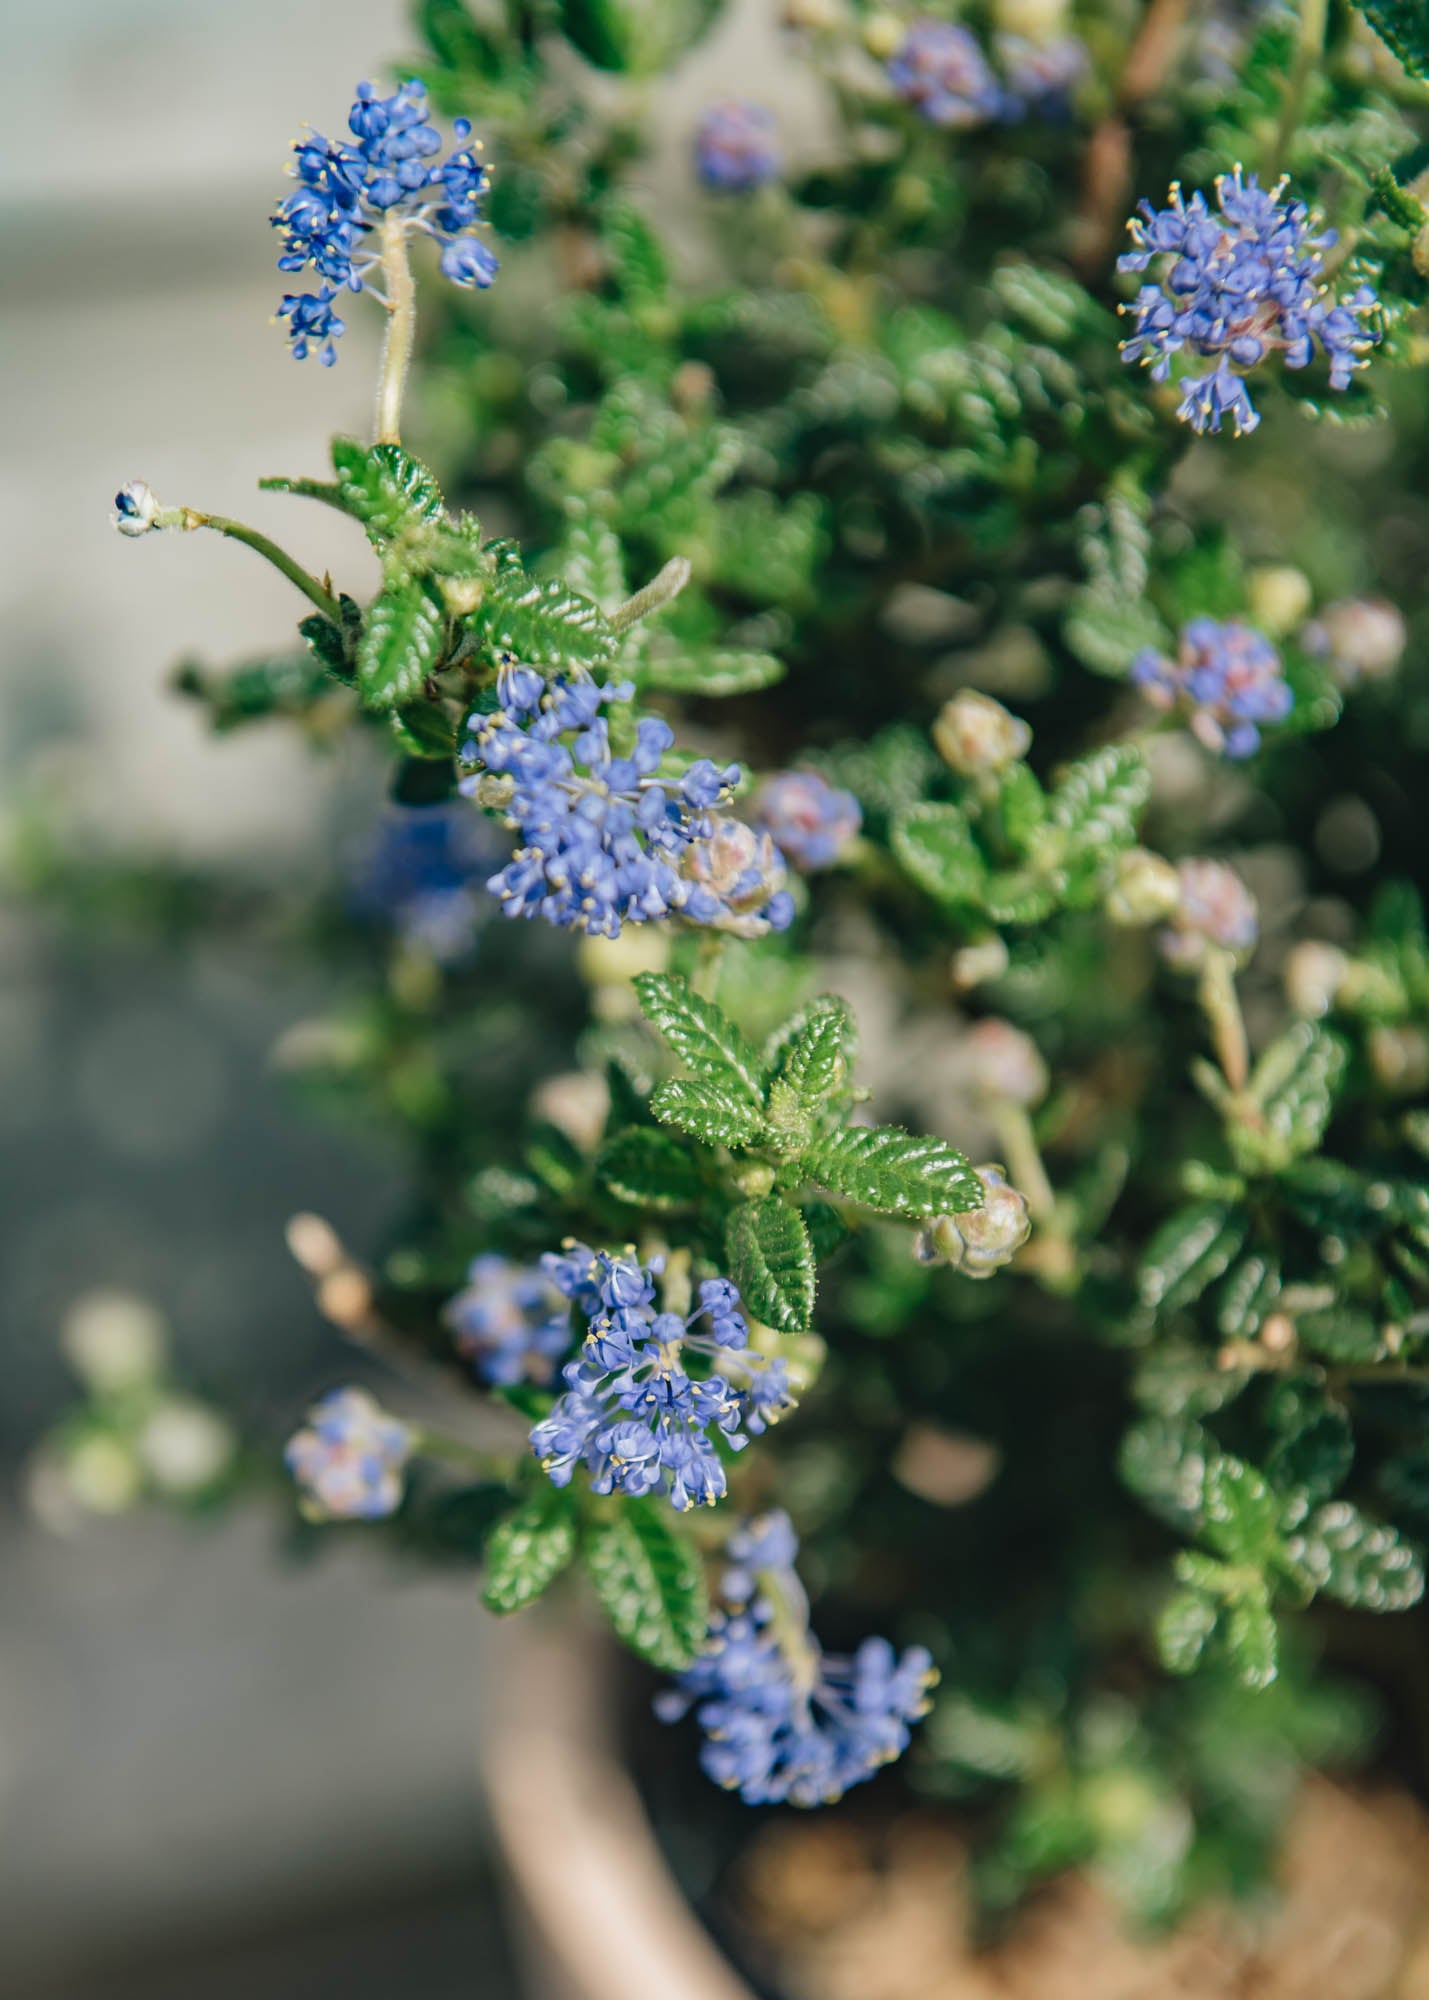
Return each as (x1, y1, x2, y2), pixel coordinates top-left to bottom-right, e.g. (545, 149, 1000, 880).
(1230, 1023, 1347, 1174)
(891, 803, 987, 912)
(481, 1488, 578, 1614)
(555, 0, 722, 74)
(1216, 1254, 1281, 1339)
(558, 513, 628, 612)
(583, 1503, 709, 1670)
(1132, 1343, 1249, 1420)
(772, 997, 857, 1111)
(1119, 1416, 1213, 1533)
(1157, 1585, 1220, 1675)
(1296, 1305, 1385, 1363)
(641, 647, 786, 696)
(725, 1200, 816, 1332)
(632, 973, 764, 1105)
(1264, 1383, 1354, 1502)
(388, 701, 458, 759)
(1063, 591, 1167, 679)
(356, 580, 446, 710)
(525, 1121, 586, 1198)
(1352, 0, 1429, 79)
(648, 1078, 767, 1150)
(601, 196, 669, 304)
(804, 1124, 981, 1218)
(265, 439, 445, 548)
(981, 869, 1059, 925)
(1285, 1499, 1425, 1610)
(1224, 1593, 1279, 1690)
(471, 572, 617, 673)
(993, 763, 1047, 855)
(1202, 1456, 1283, 1565)
(596, 1125, 704, 1209)
(1138, 1202, 1249, 1316)
(1047, 745, 1150, 856)
(174, 652, 339, 733)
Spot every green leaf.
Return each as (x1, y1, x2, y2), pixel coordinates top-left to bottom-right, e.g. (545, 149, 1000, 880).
(1137, 1202, 1249, 1316)
(1201, 1456, 1283, 1565)
(355, 580, 446, 710)
(632, 973, 764, 1105)
(1216, 1254, 1281, 1339)
(1296, 1305, 1385, 1364)
(1063, 590, 1168, 679)
(1047, 745, 1150, 857)
(525, 1121, 586, 1197)
(771, 996, 858, 1110)
(1119, 1417, 1212, 1533)
(481, 1488, 578, 1614)
(1352, 0, 1429, 79)
(595, 1126, 704, 1209)
(649, 1078, 767, 1150)
(725, 1200, 817, 1332)
(173, 652, 338, 733)
(555, 0, 722, 73)
(981, 869, 1059, 925)
(601, 196, 669, 305)
(264, 439, 445, 547)
(471, 572, 618, 673)
(891, 803, 987, 912)
(1230, 1023, 1347, 1174)
(558, 513, 627, 612)
(1286, 1500, 1426, 1610)
(641, 647, 786, 696)
(993, 763, 1047, 856)
(1156, 1585, 1220, 1675)
(583, 1503, 709, 1671)
(804, 1125, 981, 1218)
(1264, 1383, 1354, 1502)
(1224, 1593, 1279, 1691)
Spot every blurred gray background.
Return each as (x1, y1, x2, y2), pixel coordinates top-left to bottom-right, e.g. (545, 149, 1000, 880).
(1, 3, 804, 1993)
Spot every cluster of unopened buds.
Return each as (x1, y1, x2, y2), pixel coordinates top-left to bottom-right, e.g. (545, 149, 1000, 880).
(917, 1164, 1031, 1277)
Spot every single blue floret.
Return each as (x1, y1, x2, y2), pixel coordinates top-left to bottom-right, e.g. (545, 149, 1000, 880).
(1132, 616, 1293, 758)
(754, 769, 862, 872)
(656, 1511, 938, 1805)
(273, 79, 498, 363)
(694, 101, 783, 191)
(528, 1247, 795, 1511)
(1118, 170, 1380, 435)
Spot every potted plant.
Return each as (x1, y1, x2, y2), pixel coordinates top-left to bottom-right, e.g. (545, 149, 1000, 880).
(34, 0, 1429, 1986)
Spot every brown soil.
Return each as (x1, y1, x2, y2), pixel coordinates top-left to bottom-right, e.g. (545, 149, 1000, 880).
(738, 1778, 1429, 2000)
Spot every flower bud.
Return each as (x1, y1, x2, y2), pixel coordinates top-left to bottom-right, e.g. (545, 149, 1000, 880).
(915, 1165, 1031, 1278)
(1369, 1023, 1429, 1095)
(1106, 847, 1183, 927)
(680, 816, 793, 939)
(111, 480, 165, 537)
(1283, 940, 1350, 1018)
(532, 1069, 611, 1152)
(933, 690, 1032, 777)
(862, 10, 905, 59)
(66, 1433, 144, 1515)
(967, 1019, 1047, 1107)
(61, 1291, 166, 1392)
(993, 0, 1071, 38)
(138, 1400, 237, 1495)
(1158, 859, 1259, 970)
(1246, 564, 1313, 637)
(950, 936, 1010, 991)
(1301, 598, 1407, 689)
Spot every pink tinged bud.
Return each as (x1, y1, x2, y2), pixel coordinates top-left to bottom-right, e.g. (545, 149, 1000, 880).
(1283, 941, 1350, 1018)
(967, 1019, 1048, 1107)
(915, 1165, 1031, 1277)
(932, 691, 1032, 777)
(1158, 859, 1259, 970)
(1302, 597, 1407, 688)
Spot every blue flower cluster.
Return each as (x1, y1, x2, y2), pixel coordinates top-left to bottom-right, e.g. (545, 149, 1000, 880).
(460, 670, 785, 938)
(285, 1387, 413, 1521)
(1132, 616, 1292, 758)
(656, 1512, 937, 1805)
(754, 769, 862, 872)
(348, 803, 502, 963)
(528, 1247, 795, 1511)
(443, 1254, 573, 1388)
(886, 18, 1005, 127)
(273, 79, 497, 365)
(694, 101, 783, 191)
(1118, 170, 1380, 435)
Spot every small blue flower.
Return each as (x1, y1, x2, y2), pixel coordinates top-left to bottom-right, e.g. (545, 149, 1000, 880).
(443, 1255, 573, 1387)
(679, 816, 797, 938)
(1131, 616, 1292, 758)
(273, 80, 497, 363)
(459, 675, 751, 938)
(694, 101, 783, 191)
(754, 770, 862, 872)
(1118, 170, 1380, 435)
(348, 803, 502, 963)
(285, 1387, 413, 1521)
(528, 1246, 793, 1512)
(887, 19, 1005, 128)
(656, 1511, 937, 1805)
(995, 33, 1088, 117)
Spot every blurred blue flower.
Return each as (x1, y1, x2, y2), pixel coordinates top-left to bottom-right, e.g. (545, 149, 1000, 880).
(887, 19, 1004, 128)
(1132, 616, 1292, 758)
(285, 1387, 413, 1521)
(443, 1254, 573, 1387)
(694, 101, 783, 191)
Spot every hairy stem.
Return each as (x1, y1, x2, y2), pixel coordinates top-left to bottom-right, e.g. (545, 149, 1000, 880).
(691, 932, 728, 1003)
(1198, 947, 1250, 1093)
(610, 557, 693, 634)
(181, 511, 343, 621)
(375, 215, 418, 447)
(414, 1427, 517, 1481)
